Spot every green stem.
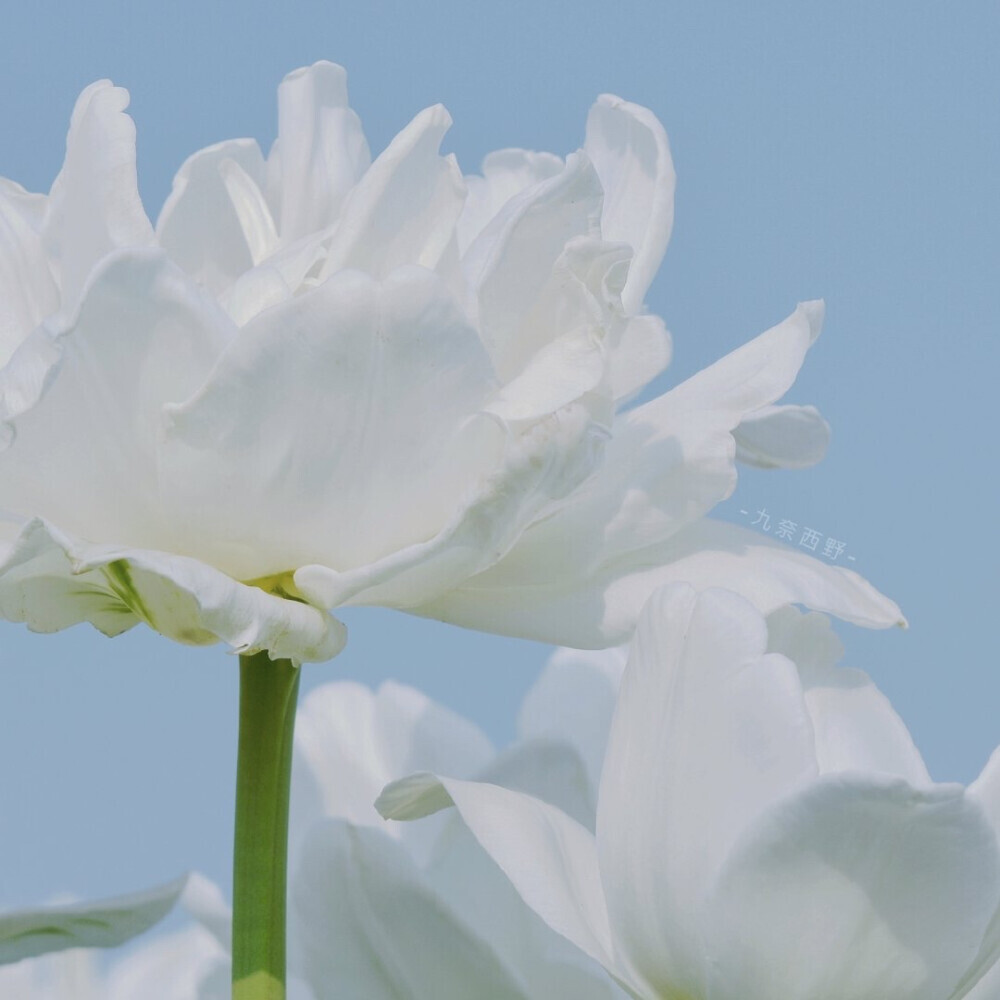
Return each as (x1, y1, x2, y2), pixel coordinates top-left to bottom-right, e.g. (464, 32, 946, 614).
(232, 651, 301, 1000)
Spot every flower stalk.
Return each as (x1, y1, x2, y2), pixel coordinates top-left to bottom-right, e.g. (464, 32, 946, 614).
(232, 651, 301, 1000)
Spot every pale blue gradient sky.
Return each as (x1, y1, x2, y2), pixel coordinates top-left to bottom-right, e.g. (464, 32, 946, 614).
(0, 0, 997, 912)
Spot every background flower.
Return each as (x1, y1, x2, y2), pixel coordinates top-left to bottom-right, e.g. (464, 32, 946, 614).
(382, 586, 1000, 1000)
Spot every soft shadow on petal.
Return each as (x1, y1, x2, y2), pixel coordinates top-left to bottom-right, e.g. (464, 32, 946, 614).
(707, 776, 1000, 1000)
(0, 520, 346, 663)
(291, 819, 533, 1000)
(596, 585, 818, 997)
(734, 403, 831, 469)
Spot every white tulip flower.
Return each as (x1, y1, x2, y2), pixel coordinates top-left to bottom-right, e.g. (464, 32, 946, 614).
(0, 62, 901, 666)
(381, 586, 1000, 1000)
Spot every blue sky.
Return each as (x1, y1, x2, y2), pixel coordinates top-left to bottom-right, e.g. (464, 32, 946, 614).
(0, 0, 997, 910)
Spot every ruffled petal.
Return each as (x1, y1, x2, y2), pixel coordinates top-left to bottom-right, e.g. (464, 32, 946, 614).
(319, 105, 463, 279)
(734, 403, 831, 469)
(0, 519, 345, 663)
(0, 249, 233, 555)
(0, 874, 186, 964)
(609, 313, 672, 402)
(268, 61, 371, 242)
(163, 265, 499, 582)
(464, 153, 605, 380)
(291, 819, 533, 999)
(596, 585, 818, 996)
(156, 138, 270, 295)
(584, 95, 674, 315)
(457, 148, 564, 254)
(708, 776, 1000, 1000)
(0, 188, 58, 364)
(41, 81, 154, 307)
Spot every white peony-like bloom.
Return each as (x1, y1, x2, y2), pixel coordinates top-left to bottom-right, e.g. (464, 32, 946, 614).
(381, 587, 1000, 1000)
(0, 62, 901, 663)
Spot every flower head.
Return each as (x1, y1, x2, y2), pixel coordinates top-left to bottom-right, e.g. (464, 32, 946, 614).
(0, 63, 901, 663)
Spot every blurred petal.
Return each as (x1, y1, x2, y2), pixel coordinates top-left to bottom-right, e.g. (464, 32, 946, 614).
(42, 81, 154, 306)
(596, 585, 817, 995)
(0, 519, 345, 663)
(156, 138, 269, 294)
(517, 647, 625, 794)
(768, 607, 931, 785)
(269, 61, 371, 242)
(292, 820, 532, 999)
(105, 925, 227, 1000)
(0, 875, 186, 964)
(320, 105, 463, 279)
(377, 773, 615, 974)
(708, 776, 1000, 1000)
(585, 95, 674, 314)
(734, 403, 830, 469)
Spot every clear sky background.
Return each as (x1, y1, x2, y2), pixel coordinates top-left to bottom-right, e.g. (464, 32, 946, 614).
(0, 0, 997, 915)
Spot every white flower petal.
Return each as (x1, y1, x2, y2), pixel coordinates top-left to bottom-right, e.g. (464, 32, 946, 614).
(596, 585, 818, 995)
(609, 313, 672, 402)
(320, 104, 463, 279)
(164, 265, 499, 582)
(708, 776, 1000, 1000)
(377, 773, 616, 976)
(734, 403, 831, 469)
(0, 519, 345, 663)
(517, 647, 625, 794)
(465, 153, 604, 380)
(156, 138, 269, 294)
(269, 61, 371, 242)
(584, 95, 674, 314)
(0, 875, 186, 964)
(0, 249, 232, 549)
(768, 606, 931, 785)
(457, 148, 564, 254)
(0, 189, 58, 364)
(291, 819, 532, 999)
(291, 679, 493, 863)
(41, 81, 154, 307)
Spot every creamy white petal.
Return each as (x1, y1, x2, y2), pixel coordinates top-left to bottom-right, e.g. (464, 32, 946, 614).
(457, 148, 564, 254)
(608, 313, 672, 402)
(319, 104, 463, 279)
(41, 81, 154, 307)
(0, 249, 232, 549)
(517, 647, 625, 794)
(707, 776, 1000, 1000)
(292, 819, 532, 999)
(734, 403, 831, 469)
(377, 773, 616, 975)
(0, 519, 345, 663)
(0, 875, 186, 964)
(767, 606, 932, 784)
(584, 95, 674, 314)
(295, 395, 605, 612)
(268, 61, 371, 242)
(0, 189, 58, 364)
(164, 265, 498, 582)
(596, 585, 817, 995)
(291, 679, 493, 863)
(156, 138, 269, 294)
(465, 153, 604, 380)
